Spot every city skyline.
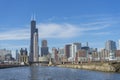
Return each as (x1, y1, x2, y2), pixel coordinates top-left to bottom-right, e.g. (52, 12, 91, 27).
(0, 0, 120, 57)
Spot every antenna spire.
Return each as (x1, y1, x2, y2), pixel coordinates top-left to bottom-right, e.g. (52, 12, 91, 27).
(31, 13, 36, 21)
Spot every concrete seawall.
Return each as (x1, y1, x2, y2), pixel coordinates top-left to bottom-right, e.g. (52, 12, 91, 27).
(57, 62, 120, 72)
(0, 64, 28, 69)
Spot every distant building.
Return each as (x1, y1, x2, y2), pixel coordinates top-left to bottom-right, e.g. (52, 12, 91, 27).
(41, 40, 49, 56)
(5, 54, 12, 61)
(64, 44, 71, 58)
(52, 47, 59, 63)
(52, 47, 56, 59)
(76, 49, 87, 62)
(52, 47, 60, 63)
(16, 50, 19, 62)
(99, 49, 109, 61)
(105, 40, 116, 52)
(116, 50, 120, 61)
(70, 43, 81, 61)
(71, 43, 81, 58)
(0, 49, 12, 62)
(42, 39, 47, 47)
(81, 46, 90, 50)
(19, 48, 28, 64)
(92, 51, 99, 61)
(58, 48, 64, 58)
(105, 40, 116, 60)
(118, 40, 120, 50)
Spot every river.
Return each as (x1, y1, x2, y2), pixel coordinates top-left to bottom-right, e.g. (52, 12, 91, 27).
(0, 66, 120, 80)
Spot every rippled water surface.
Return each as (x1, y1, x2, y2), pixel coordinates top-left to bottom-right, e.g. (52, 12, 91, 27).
(0, 66, 120, 80)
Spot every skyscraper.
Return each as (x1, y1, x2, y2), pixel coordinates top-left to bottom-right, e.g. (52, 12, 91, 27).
(29, 17, 39, 62)
(64, 44, 71, 58)
(105, 40, 116, 52)
(41, 40, 49, 56)
(42, 39, 47, 47)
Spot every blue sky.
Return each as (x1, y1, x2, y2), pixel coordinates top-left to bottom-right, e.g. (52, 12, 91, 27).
(0, 0, 120, 57)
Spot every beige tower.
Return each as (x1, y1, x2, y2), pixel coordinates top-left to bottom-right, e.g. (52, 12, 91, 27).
(33, 31, 39, 62)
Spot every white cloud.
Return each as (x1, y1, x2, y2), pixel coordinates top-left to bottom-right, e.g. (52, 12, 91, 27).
(0, 22, 110, 40)
(83, 32, 111, 36)
(37, 23, 81, 38)
(0, 29, 30, 40)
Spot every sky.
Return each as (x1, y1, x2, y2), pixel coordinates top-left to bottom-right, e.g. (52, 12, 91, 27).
(0, 0, 120, 57)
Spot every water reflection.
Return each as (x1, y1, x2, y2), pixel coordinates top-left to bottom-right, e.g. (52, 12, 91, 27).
(30, 65, 39, 80)
(29, 65, 53, 80)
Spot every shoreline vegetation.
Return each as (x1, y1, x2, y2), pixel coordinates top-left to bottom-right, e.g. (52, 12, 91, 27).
(56, 62, 120, 73)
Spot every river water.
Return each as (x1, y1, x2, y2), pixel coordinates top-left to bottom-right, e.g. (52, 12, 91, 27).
(0, 66, 120, 80)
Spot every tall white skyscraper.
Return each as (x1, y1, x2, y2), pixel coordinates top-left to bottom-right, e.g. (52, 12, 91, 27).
(70, 43, 81, 60)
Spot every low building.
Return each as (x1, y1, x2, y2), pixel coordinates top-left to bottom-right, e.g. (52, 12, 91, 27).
(19, 48, 28, 64)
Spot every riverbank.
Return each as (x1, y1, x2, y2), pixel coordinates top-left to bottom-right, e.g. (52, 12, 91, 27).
(57, 62, 120, 72)
(0, 64, 28, 69)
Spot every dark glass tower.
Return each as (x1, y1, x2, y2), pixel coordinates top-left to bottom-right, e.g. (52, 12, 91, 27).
(29, 18, 39, 62)
(41, 40, 49, 56)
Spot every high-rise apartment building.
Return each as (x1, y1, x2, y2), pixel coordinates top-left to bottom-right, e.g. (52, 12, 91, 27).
(29, 17, 39, 62)
(105, 40, 116, 52)
(71, 43, 81, 58)
(64, 44, 71, 58)
(41, 40, 49, 56)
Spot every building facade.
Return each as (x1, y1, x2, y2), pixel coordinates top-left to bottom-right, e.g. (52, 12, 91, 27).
(52, 47, 58, 63)
(105, 40, 116, 52)
(99, 49, 109, 61)
(19, 48, 28, 64)
(116, 50, 120, 61)
(16, 50, 19, 62)
(0, 49, 12, 62)
(70, 43, 81, 61)
(76, 49, 87, 62)
(64, 44, 71, 58)
(41, 40, 49, 56)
